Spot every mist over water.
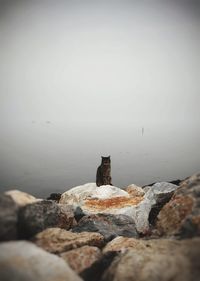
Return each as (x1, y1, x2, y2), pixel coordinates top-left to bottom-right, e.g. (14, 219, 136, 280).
(0, 1, 199, 197)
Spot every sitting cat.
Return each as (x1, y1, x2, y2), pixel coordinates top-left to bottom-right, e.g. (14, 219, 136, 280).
(96, 156, 112, 186)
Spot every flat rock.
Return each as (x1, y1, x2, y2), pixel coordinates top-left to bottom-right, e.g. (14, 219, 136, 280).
(0, 194, 18, 241)
(18, 200, 76, 238)
(156, 172, 200, 238)
(60, 245, 102, 274)
(0, 241, 82, 281)
(102, 238, 200, 281)
(33, 227, 105, 254)
(72, 214, 138, 241)
(5, 189, 38, 207)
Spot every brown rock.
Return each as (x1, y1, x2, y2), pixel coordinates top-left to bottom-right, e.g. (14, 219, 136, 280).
(156, 172, 200, 238)
(60, 245, 102, 273)
(102, 238, 200, 281)
(33, 227, 104, 254)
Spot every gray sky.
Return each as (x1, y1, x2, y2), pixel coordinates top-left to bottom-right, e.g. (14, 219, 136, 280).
(0, 0, 199, 197)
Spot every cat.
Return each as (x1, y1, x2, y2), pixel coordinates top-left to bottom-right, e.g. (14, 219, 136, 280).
(96, 156, 112, 186)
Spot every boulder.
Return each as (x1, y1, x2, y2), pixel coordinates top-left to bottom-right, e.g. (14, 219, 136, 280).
(156, 172, 200, 238)
(102, 238, 200, 281)
(60, 182, 178, 234)
(5, 189, 38, 207)
(72, 214, 138, 241)
(60, 245, 102, 274)
(0, 194, 18, 241)
(18, 200, 76, 238)
(33, 227, 104, 254)
(0, 241, 82, 281)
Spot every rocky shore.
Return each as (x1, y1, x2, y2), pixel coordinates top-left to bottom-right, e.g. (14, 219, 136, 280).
(0, 173, 200, 281)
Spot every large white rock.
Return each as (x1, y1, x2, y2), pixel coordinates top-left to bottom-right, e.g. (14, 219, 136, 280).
(60, 182, 178, 233)
(0, 241, 82, 281)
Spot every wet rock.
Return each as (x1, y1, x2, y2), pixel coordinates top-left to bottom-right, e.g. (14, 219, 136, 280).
(18, 200, 76, 238)
(5, 189, 38, 207)
(80, 251, 118, 281)
(72, 214, 138, 241)
(47, 192, 61, 202)
(0, 194, 18, 241)
(102, 238, 200, 281)
(156, 172, 200, 238)
(33, 227, 104, 254)
(0, 241, 82, 281)
(60, 245, 102, 274)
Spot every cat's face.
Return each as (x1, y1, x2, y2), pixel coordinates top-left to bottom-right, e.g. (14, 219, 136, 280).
(101, 156, 111, 164)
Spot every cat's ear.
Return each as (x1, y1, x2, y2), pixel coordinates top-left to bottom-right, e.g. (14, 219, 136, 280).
(101, 156, 103, 158)
(108, 155, 110, 158)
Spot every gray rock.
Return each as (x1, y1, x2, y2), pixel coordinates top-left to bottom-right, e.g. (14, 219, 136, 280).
(0, 240, 82, 281)
(72, 214, 139, 241)
(0, 194, 18, 241)
(18, 200, 76, 238)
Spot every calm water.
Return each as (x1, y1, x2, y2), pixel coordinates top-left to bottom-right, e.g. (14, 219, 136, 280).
(0, 122, 199, 198)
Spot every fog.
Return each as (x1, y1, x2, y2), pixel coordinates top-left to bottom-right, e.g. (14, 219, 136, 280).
(0, 0, 199, 197)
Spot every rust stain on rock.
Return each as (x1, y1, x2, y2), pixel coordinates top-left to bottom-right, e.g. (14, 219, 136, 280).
(85, 196, 144, 210)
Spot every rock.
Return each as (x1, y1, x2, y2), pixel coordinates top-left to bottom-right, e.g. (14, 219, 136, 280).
(0, 194, 18, 241)
(60, 183, 146, 232)
(60, 245, 102, 274)
(0, 240, 82, 281)
(103, 236, 147, 254)
(124, 184, 145, 197)
(47, 192, 61, 202)
(80, 252, 118, 281)
(74, 206, 86, 221)
(144, 182, 178, 225)
(156, 172, 200, 238)
(18, 200, 76, 238)
(102, 238, 200, 281)
(60, 182, 178, 234)
(33, 227, 105, 254)
(59, 183, 130, 206)
(5, 189, 38, 207)
(143, 179, 182, 187)
(72, 214, 138, 241)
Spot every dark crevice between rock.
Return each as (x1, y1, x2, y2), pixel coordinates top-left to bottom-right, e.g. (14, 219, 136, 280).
(148, 192, 174, 226)
(80, 251, 118, 281)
